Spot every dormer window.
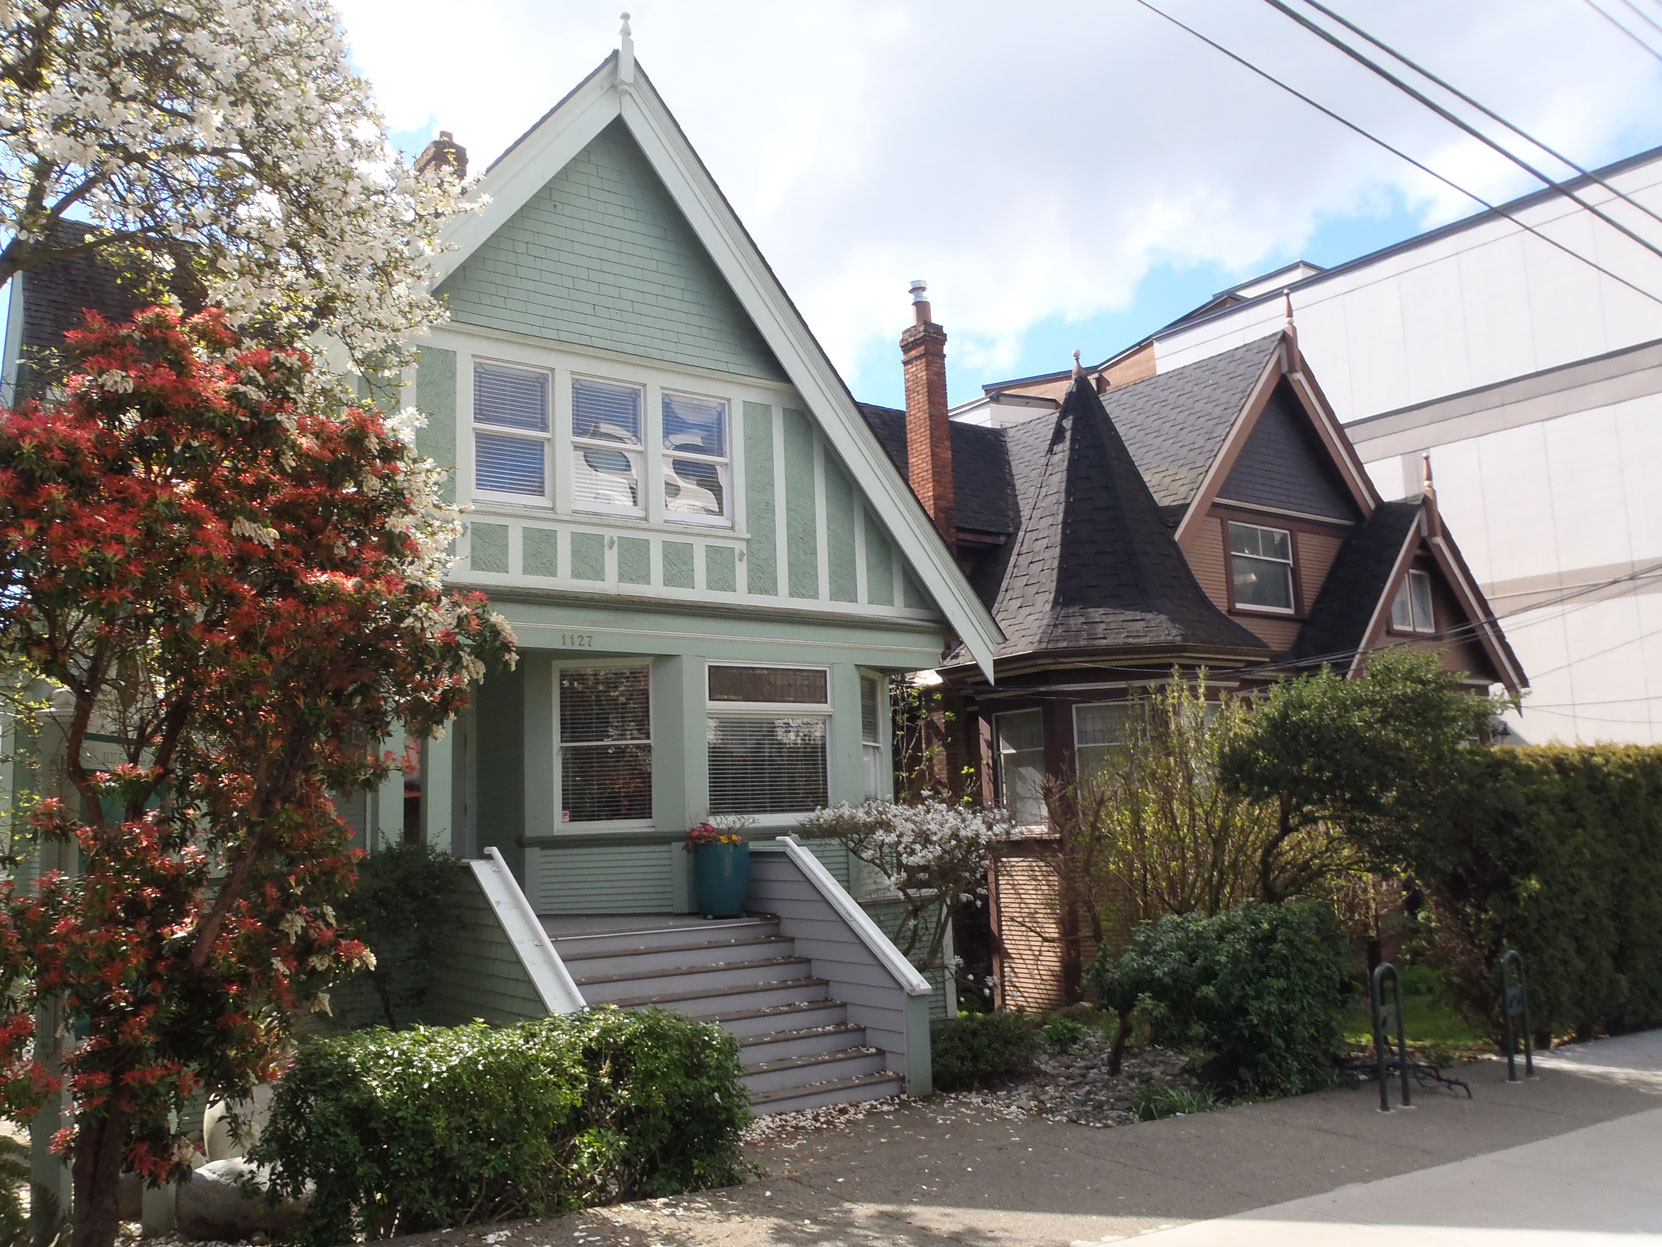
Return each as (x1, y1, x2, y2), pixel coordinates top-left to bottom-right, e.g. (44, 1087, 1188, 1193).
(1228, 522, 1295, 613)
(1390, 568, 1436, 633)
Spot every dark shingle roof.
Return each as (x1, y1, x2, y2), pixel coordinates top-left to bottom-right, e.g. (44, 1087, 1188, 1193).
(1292, 499, 1421, 662)
(968, 377, 1268, 661)
(856, 404, 1017, 534)
(1104, 334, 1281, 511)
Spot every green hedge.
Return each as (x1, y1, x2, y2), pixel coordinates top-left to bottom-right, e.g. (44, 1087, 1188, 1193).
(1428, 744, 1662, 1042)
(931, 1012, 1040, 1090)
(1088, 901, 1352, 1096)
(253, 1009, 750, 1245)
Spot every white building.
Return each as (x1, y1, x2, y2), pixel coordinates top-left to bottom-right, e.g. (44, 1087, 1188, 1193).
(977, 147, 1662, 744)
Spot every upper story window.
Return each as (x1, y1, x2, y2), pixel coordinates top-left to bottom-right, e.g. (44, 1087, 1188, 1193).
(707, 665, 830, 815)
(662, 391, 729, 524)
(1228, 522, 1295, 613)
(1390, 568, 1436, 634)
(473, 362, 551, 500)
(572, 376, 645, 516)
(994, 708, 1046, 828)
(556, 664, 653, 827)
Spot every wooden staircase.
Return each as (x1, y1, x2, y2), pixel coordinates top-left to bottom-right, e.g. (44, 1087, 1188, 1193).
(547, 914, 906, 1114)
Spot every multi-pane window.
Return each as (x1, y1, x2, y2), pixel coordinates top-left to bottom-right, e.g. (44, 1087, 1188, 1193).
(662, 391, 729, 523)
(1228, 522, 1295, 612)
(994, 709, 1046, 827)
(860, 674, 885, 799)
(707, 665, 830, 815)
(473, 362, 551, 499)
(1074, 702, 1140, 781)
(1390, 568, 1436, 633)
(557, 665, 652, 825)
(572, 376, 645, 514)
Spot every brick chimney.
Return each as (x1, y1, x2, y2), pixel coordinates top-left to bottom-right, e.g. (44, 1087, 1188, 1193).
(415, 130, 467, 181)
(901, 280, 955, 548)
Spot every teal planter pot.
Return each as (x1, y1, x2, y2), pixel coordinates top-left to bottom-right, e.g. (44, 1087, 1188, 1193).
(693, 841, 751, 918)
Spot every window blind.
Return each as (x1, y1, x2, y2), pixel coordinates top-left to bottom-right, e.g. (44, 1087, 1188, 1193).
(662, 391, 727, 457)
(572, 377, 642, 443)
(475, 363, 549, 432)
(860, 675, 883, 798)
(558, 667, 652, 824)
(475, 432, 546, 496)
(707, 716, 828, 814)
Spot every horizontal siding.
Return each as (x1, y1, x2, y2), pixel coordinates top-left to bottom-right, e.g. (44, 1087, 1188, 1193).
(424, 877, 549, 1026)
(1298, 528, 1348, 612)
(866, 897, 952, 1021)
(991, 851, 1070, 1013)
(527, 842, 675, 914)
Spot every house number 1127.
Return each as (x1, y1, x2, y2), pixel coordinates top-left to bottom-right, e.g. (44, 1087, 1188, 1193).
(560, 633, 594, 648)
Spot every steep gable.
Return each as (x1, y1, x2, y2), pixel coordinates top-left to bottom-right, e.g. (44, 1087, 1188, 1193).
(1217, 381, 1363, 522)
(439, 119, 786, 383)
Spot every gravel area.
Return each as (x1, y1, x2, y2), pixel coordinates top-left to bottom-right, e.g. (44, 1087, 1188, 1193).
(954, 1034, 1203, 1128)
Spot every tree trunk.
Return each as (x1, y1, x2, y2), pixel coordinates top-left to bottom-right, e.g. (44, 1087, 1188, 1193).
(71, 1108, 129, 1247)
(1107, 1012, 1133, 1077)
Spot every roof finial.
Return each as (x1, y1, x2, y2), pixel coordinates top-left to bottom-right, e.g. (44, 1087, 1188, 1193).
(1421, 451, 1435, 496)
(1283, 288, 1294, 327)
(1071, 349, 1083, 379)
(618, 11, 635, 85)
(1421, 451, 1441, 536)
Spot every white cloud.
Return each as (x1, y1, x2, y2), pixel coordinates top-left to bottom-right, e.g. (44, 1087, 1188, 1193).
(334, 0, 1662, 393)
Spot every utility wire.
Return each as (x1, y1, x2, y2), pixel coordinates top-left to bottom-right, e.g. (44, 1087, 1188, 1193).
(1580, 0, 1662, 66)
(1296, 0, 1662, 234)
(1130, 0, 1662, 310)
(1261, 0, 1662, 271)
(1616, 0, 1662, 41)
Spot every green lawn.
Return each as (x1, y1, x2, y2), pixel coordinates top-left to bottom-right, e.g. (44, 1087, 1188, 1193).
(1341, 970, 1492, 1063)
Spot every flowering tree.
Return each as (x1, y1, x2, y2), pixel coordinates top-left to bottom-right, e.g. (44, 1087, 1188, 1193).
(798, 797, 1010, 982)
(0, 0, 467, 369)
(0, 308, 515, 1247)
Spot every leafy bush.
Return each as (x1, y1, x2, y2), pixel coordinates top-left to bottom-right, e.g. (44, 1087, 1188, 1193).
(253, 1008, 749, 1245)
(1131, 1083, 1217, 1121)
(1089, 901, 1351, 1096)
(1423, 744, 1662, 1043)
(931, 1012, 1040, 1089)
(337, 840, 467, 1027)
(1042, 1016, 1088, 1054)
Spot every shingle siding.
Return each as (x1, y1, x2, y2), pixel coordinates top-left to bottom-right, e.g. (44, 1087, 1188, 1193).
(439, 120, 787, 383)
(1217, 385, 1362, 521)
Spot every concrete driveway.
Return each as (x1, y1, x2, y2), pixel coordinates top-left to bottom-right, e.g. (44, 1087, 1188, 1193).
(401, 1030, 1662, 1247)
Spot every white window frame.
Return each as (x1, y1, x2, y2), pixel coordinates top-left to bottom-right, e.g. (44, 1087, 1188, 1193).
(472, 358, 553, 507)
(661, 387, 732, 528)
(1073, 701, 1141, 782)
(705, 662, 832, 821)
(1391, 568, 1437, 634)
(1227, 521, 1297, 615)
(859, 672, 888, 800)
(570, 373, 647, 519)
(552, 660, 655, 833)
(994, 707, 1047, 830)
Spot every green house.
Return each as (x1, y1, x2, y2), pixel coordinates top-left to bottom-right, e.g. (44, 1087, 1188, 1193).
(331, 33, 1000, 1110)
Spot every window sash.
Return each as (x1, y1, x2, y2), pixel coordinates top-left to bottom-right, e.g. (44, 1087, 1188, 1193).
(474, 362, 551, 500)
(572, 377, 645, 515)
(707, 715, 829, 814)
(1392, 569, 1436, 633)
(709, 665, 829, 706)
(995, 709, 1046, 827)
(556, 665, 652, 827)
(1228, 522, 1295, 612)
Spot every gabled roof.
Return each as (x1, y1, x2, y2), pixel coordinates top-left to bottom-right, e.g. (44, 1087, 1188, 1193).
(857, 404, 1017, 535)
(963, 376, 1268, 665)
(433, 49, 1003, 678)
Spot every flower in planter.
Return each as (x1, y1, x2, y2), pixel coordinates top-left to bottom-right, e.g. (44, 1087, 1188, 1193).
(684, 816, 753, 852)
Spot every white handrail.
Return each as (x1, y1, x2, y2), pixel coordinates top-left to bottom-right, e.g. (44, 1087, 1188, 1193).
(768, 835, 931, 996)
(476, 846, 586, 1013)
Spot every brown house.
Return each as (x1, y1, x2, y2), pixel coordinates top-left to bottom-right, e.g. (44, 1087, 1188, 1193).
(860, 296, 1526, 1009)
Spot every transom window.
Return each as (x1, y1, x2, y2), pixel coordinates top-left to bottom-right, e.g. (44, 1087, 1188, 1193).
(707, 665, 829, 815)
(994, 709, 1046, 828)
(1228, 522, 1295, 612)
(1390, 568, 1436, 634)
(473, 362, 550, 499)
(572, 376, 645, 515)
(556, 665, 652, 826)
(662, 390, 729, 524)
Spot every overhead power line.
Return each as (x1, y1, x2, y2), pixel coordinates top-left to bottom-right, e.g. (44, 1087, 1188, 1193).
(1261, 0, 1662, 271)
(1579, 0, 1662, 66)
(1129, 0, 1662, 311)
(1615, 0, 1662, 41)
(1294, 0, 1662, 235)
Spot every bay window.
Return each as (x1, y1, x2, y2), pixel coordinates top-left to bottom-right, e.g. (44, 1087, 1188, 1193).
(994, 708, 1046, 827)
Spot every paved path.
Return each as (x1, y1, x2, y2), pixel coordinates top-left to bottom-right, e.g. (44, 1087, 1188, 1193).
(399, 1030, 1662, 1247)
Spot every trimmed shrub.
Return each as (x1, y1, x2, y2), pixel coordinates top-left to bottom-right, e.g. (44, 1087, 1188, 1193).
(1088, 901, 1352, 1096)
(336, 840, 466, 1028)
(931, 1012, 1040, 1089)
(253, 1008, 749, 1245)
(1425, 744, 1662, 1043)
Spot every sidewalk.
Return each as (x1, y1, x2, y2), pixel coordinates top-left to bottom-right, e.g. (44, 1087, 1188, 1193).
(397, 1030, 1662, 1247)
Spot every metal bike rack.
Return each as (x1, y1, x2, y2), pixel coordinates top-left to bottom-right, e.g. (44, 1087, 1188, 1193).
(1500, 948, 1535, 1081)
(1372, 961, 1412, 1111)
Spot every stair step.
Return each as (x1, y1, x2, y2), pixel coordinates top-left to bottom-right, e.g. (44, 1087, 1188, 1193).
(607, 976, 830, 1015)
(698, 999, 849, 1037)
(741, 1046, 887, 1094)
(737, 1022, 866, 1064)
(748, 1070, 906, 1114)
(548, 916, 779, 956)
(575, 956, 813, 1004)
(557, 934, 794, 971)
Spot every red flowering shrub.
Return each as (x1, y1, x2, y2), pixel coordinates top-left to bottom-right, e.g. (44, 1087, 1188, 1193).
(0, 307, 516, 1247)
